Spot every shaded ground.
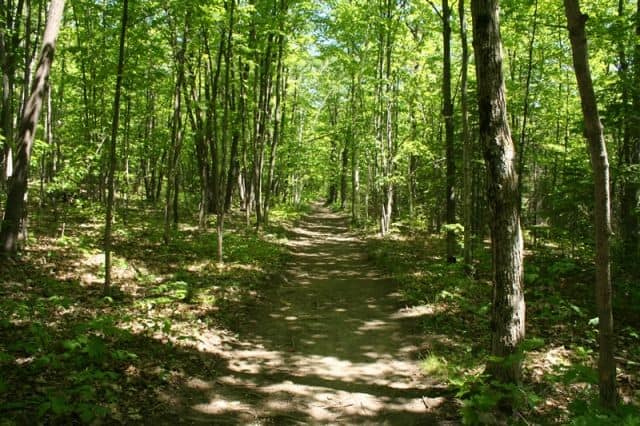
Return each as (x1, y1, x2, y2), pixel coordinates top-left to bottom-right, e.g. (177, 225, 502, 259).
(159, 204, 459, 424)
(4, 201, 639, 424)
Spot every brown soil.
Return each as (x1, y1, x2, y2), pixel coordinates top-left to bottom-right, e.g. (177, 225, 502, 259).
(156, 204, 459, 424)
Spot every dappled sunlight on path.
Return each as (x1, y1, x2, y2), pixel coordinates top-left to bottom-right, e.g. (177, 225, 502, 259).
(158, 204, 458, 424)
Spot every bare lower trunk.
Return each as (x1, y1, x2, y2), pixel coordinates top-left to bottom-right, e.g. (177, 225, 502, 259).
(104, 0, 128, 292)
(216, 213, 224, 264)
(351, 146, 360, 225)
(199, 176, 208, 231)
(340, 144, 349, 210)
(471, 0, 525, 386)
(564, 0, 617, 408)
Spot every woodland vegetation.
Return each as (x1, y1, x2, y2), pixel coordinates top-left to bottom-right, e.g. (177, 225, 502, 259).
(1, 0, 639, 423)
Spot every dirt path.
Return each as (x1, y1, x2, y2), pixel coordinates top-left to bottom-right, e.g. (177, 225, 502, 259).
(162, 204, 458, 424)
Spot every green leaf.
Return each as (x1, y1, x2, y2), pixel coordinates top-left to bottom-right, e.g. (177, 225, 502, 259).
(86, 337, 107, 361)
(37, 401, 52, 418)
(50, 395, 68, 415)
(522, 337, 545, 351)
(569, 303, 586, 317)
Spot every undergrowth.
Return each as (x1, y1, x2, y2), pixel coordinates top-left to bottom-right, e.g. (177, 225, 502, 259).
(365, 233, 640, 424)
(0, 201, 297, 423)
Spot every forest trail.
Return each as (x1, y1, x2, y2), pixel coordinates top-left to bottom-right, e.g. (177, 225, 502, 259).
(163, 204, 457, 424)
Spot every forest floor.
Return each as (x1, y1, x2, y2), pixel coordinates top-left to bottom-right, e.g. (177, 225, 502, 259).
(1, 202, 458, 424)
(168, 203, 460, 424)
(2, 200, 640, 424)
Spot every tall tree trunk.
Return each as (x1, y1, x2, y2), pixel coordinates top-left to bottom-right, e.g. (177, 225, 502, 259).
(223, 49, 243, 214)
(340, 143, 349, 210)
(471, 0, 525, 387)
(0, 0, 64, 255)
(620, 0, 640, 264)
(185, 58, 209, 231)
(40, 81, 53, 201)
(163, 18, 188, 244)
(71, 2, 92, 168)
(443, 0, 457, 263)
(379, 0, 394, 236)
(237, 55, 250, 216)
(19, 0, 44, 120)
(216, 0, 235, 263)
(350, 76, 360, 225)
(203, 29, 224, 215)
(224, 125, 240, 213)
(122, 95, 131, 223)
(326, 135, 339, 206)
(516, 0, 538, 198)
(326, 101, 339, 207)
(460, 0, 473, 268)
(564, 0, 617, 408)
(0, 0, 25, 187)
(104, 0, 128, 291)
(264, 15, 287, 226)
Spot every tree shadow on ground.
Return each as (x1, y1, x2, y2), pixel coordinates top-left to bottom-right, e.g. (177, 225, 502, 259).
(2, 204, 465, 424)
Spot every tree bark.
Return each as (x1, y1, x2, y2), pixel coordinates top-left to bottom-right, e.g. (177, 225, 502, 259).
(620, 0, 640, 264)
(104, 0, 128, 292)
(216, 0, 235, 263)
(0, 0, 25, 187)
(471, 0, 525, 386)
(516, 0, 538, 199)
(443, 0, 457, 263)
(378, 0, 394, 236)
(460, 0, 472, 268)
(563, 0, 617, 408)
(264, 10, 287, 226)
(0, 0, 65, 255)
(349, 75, 360, 225)
(163, 17, 188, 245)
(185, 57, 209, 231)
(340, 143, 349, 210)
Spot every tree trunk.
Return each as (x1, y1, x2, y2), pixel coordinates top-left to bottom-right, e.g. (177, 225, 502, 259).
(264, 18, 287, 226)
(216, 0, 235, 263)
(340, 143, 349, 210)
(0, 0, 65, 255)
(19, 0, 43, 121)
(349, 77, 360, 225)
(379, 0, 394, 237)
(460, 0, 473, 268)
(471, 0, 525, 387)
(443, 0, 457, 263)
(619, 0, 640, 264)
(326, 101, 339, 207)
(564, 0, 617, 408)
(254, 32, 274, 229)
(163, 18, 188, 244)
(352, 144, 360, 224)
(104, 0, 128, 292)
(516, 0, 538, 199)
(185, 58, 209, 231)
(224, 129, 240, 213)
(0, 0, 25, 187)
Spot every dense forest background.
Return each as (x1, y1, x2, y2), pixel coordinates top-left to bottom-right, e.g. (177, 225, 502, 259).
(0, 0, 639, 423)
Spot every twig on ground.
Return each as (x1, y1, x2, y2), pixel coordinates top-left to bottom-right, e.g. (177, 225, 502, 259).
(422, 396, 431, 410)
(516, 411, 531, 426)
